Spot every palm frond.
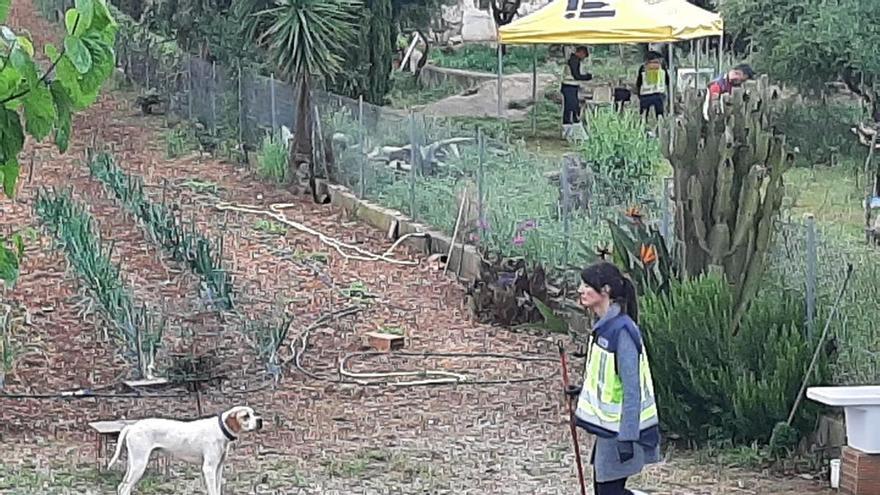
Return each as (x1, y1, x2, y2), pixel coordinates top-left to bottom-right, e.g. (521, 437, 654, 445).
(253, 0, 362, 81)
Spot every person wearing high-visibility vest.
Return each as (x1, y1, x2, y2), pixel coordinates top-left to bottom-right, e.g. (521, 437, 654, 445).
(566, 261, 660, 495)
(635, 51, 670, 120)
(560, 46, 593, 136)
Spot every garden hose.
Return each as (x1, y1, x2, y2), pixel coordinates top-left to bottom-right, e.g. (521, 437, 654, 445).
(288, 307, 558, 387)
(214, 201, 425, 265)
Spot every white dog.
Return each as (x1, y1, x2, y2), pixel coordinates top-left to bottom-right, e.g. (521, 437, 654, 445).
(107, 406, 264, 495)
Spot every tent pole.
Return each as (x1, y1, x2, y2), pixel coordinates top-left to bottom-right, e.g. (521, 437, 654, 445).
(668, 42, 675, 115)
(717, 33, 723, 74)
(531, 44, 538, 136)
(694, 39, 699, 91)
(497, 42, 503, 117)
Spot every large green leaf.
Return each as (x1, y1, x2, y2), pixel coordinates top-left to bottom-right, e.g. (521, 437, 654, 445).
(74, 0, 94, 32)
(0, 0, 9, 23)
(64, 35, 92, 74)
(55, 56, 87, 108)
(0, 67, 21, 100)
(15, 35, 34, 57)
(0, 107, 24, 161)
(89, 0, 116, 32)
(51, 81, 73, 152)
(80, 33, 114, 94)
(0, 156, 19, 198)
(64, 9, 80, 35)
(44, 42, 60, 62)
(23, 82, 56, 140)
(8, 45, 38, 86)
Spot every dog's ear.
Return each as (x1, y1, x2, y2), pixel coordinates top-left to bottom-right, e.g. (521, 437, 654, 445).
(224, 410, 244, 434)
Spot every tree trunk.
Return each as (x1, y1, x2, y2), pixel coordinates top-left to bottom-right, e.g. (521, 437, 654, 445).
(291, 73, 318, 203)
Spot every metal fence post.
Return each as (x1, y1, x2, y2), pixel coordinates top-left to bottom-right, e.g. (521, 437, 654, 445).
(477, 128, 486, 250)
(660, 176, 672, 240)
(210, 61, 218, 135)
(270, 73, 278, 137)
(237, 64, 244, 151)
(144, 39, 151, 90)
(358, 95, 365, 199)
(408, 112, 418, 219)
(496, 43, 503, 117)
(187, 57, 193, 121)
(531, 45, 538, 136)
(561, 158, 571, 267)
(805, 213, 818, 338)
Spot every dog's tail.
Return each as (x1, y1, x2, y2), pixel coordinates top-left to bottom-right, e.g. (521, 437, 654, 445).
(107, 425, 130, 469)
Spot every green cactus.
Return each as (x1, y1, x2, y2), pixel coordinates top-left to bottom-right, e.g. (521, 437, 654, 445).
(659, 75, 795, 335)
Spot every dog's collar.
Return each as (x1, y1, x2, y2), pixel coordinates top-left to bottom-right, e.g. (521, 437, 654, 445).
(217, 414, 238, 441)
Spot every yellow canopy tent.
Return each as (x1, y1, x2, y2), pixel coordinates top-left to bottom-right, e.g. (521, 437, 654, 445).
(498, 0, 723, 45)
(489, 0, 724, 119)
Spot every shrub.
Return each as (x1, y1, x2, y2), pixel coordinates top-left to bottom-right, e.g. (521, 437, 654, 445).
(582, 107, 664, 205)
(640, 273, 830, 445)
(257, 134, 289, 183)
(430, 44, 551, 74)
(776, 98, 864, 167)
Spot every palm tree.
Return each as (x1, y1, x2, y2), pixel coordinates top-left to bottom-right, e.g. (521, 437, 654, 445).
(245, 0, 361, 201)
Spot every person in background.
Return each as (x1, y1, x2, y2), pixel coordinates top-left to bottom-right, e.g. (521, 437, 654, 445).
(635, 51, 670, 120)
(703, 63, 755, 119)
(707, 63, 755, 99)
(560, 46, 593, 137)
(566, 261, 660, 495)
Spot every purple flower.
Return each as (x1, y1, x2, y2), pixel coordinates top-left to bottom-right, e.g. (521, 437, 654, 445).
(477, 217, 490, 230)
(519, 219, 537, 231)
(512, 235, 526, 247)
(468, 233, 480, 243)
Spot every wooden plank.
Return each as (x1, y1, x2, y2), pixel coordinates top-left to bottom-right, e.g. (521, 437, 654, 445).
(122, 377, 170, 390)
(88, 419, 139, 435)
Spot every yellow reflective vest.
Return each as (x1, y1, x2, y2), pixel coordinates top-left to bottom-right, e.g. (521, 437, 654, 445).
(574, 321, 659, 434)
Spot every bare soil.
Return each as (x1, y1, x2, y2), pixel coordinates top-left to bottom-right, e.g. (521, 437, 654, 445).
(0, 1, 836, 494)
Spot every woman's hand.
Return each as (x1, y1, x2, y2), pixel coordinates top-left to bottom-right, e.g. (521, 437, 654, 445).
(617, 441, 634, 463)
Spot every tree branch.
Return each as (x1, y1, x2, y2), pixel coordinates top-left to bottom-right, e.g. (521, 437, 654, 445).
(0, 12, 80, 106)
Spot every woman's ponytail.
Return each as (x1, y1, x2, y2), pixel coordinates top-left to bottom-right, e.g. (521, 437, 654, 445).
(620, 275, 639, 324)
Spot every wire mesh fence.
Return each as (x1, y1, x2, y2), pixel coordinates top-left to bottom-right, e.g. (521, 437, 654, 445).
(769, 217, 880, 384)
(33, 0, 878, 383)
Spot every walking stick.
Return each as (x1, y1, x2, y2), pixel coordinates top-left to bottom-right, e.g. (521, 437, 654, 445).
(559, 342, 588, 495)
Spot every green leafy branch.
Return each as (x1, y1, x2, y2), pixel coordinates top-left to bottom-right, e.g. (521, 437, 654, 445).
(0, 0, 117, 289)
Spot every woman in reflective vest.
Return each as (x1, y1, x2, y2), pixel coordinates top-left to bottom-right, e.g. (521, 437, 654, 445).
(635, 51, 670, 120)
(566, 261, 660, 495)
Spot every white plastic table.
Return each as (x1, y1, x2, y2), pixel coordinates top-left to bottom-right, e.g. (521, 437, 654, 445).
(807, 386, 880, 453)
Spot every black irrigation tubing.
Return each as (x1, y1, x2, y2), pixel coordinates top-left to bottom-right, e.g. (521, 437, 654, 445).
(0, 307, 362, 401)
(0, 376, 277, 401)
(0, 304, 560, 400)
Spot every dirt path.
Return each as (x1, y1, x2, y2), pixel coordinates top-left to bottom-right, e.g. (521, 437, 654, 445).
(0, 2, 836, 494)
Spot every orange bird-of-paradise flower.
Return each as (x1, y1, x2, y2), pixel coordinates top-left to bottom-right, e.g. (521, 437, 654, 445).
(640, 244, 658, 266)
(625, 206, 644, 223)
